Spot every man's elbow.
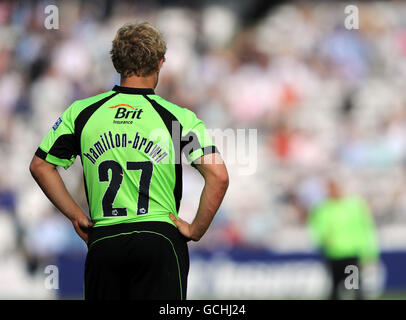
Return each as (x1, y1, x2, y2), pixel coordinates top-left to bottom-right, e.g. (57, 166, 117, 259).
(29, 158, 41, 178)
(215, 169, 229, 191)
(29, 156, 53, 177)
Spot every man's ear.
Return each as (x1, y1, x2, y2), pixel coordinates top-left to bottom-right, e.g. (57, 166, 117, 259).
(157, 58, 164, 72)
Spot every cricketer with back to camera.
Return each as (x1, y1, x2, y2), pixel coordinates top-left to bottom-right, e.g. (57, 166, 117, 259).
(29, 22, 229, 300)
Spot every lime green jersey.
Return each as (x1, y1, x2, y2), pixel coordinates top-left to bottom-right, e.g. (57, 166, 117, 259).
(308, 195, 379, 264)
(35, 86, 218, 227)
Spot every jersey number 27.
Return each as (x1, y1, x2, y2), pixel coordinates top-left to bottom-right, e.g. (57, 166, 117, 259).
(98, 160, 153, 217)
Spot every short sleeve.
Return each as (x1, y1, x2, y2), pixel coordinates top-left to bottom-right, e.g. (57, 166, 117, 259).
(35, 103, 79, 169)
(180, 110, 219, 164)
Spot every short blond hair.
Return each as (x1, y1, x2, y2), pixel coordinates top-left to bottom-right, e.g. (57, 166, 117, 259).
(110, 22, 166, 78)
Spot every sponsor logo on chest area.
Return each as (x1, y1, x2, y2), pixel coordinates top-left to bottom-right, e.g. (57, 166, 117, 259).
(109, 104, 143, 124)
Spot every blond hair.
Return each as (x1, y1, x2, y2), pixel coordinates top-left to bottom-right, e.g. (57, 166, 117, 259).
(110, 22, 166, 77)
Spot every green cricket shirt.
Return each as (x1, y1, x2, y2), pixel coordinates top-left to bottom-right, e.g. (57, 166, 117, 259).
(35, 85, 218, 227)
(308, 195, 379, 263)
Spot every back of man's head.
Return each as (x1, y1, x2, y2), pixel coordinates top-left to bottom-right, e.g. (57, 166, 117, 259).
(110, 22, 166, 78)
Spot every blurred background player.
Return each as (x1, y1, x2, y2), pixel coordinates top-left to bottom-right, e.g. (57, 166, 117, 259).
(308, 179, 379, 300)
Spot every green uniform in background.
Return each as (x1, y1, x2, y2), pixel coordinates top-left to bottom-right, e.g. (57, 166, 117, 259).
(308, 195, 379, 265)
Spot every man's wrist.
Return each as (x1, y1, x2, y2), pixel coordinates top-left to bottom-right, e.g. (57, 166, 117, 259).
(68, 210, 87, 223)
(190, 223, 203, 241)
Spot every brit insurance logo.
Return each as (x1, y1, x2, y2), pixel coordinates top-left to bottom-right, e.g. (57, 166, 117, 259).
(109, 104, 143, 124)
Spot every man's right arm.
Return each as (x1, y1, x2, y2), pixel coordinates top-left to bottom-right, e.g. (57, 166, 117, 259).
(170, 153, 229, 241)
(29, 155, 93, 243)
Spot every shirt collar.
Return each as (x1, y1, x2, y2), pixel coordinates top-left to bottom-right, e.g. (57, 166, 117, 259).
(112, 85, 155, 95)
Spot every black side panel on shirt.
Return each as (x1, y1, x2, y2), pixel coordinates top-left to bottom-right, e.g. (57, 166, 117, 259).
(48, 134, 80, 159)
(202, 145, 219, 156)
(80, 156, 91, 215)
(35, 147, 48, 160)
(74, 92, 118, 150)
(143, 95, 183, 212)
(181, 131, 202, 157)
(73, 92, 118, 216)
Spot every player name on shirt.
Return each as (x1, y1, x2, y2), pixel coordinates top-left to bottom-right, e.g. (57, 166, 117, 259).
(83, 130, 168, 165)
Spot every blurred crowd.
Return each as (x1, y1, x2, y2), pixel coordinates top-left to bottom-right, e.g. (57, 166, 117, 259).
(1, 0, 406, 294)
